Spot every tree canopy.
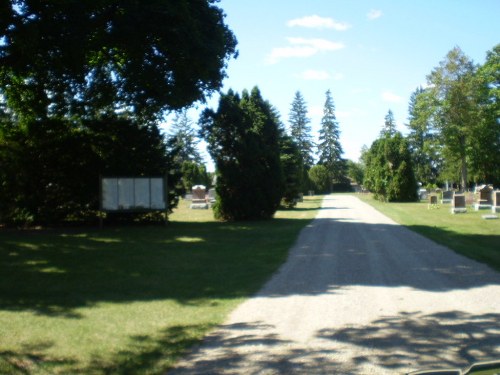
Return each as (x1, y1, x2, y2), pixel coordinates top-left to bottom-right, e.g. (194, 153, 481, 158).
(0, 0, 238, 123)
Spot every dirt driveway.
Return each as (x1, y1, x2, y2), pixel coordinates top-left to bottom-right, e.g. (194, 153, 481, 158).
(169, 195, 500, 374)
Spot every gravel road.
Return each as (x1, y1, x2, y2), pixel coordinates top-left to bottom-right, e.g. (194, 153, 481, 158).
(169, 195, 500, 374)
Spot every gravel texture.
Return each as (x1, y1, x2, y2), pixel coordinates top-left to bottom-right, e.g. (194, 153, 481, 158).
(169, 195, 500, 374)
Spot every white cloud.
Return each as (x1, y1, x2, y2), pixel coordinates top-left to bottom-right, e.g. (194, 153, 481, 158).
(287, 15, 351, 31)
(367, 9, 383, 20)
(382, 91, 403, 103)
(267, 38, 345, 64)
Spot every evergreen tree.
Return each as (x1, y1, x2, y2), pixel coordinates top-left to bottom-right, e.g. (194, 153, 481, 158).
(317, 89, 346, 191)
(288, 91, 314, 168)
(380, 109, 397, 137)
(279, 132, 302, 208)
(200, 87, 283, 221)
(168, 109, 202, 165)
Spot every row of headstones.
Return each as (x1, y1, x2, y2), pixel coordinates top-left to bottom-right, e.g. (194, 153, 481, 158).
(426, 186, 500, 216)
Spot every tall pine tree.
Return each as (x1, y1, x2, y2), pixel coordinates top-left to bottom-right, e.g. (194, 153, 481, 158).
(317, 89, 346, 191)
(381, 109, 397, 137)
(288, 91, 314, 168)
(168, 109, 202, 164)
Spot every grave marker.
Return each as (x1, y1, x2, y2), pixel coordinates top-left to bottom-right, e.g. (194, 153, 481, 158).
(190, 185, 208, 209)
(441, 190, 453, 204)
(492, 190, 500, 213)
(474, 184, 493, 211)
(451, 193, 467, 214)
(428, 194, 438, 209)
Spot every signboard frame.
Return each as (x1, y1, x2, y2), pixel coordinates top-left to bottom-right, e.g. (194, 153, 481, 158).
(99, 176, 168, 226)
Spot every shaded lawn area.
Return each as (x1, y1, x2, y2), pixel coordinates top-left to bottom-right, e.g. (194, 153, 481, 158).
(0, 197, 322, 374)
(357, 194, 500, 272)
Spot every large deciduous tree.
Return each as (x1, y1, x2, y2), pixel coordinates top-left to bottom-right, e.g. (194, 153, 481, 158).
(0, 0, 238, 122)
(405, 86, 441, 186)
(200, 87, 283, 221)
(426, 47, 479, 190)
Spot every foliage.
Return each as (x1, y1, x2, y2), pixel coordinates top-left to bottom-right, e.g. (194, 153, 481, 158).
(180, 161, 211, 193)
(470, 43, 500, 185)
(279, 133, 302, 208)
(364, 131, 418, 202)
(0, 117, 180, 225)
(380, 109, 398, 138)
(347, 160, 364, 186)
(308, 164, 330, 194)
(405, 86, 442, 185)
(0, 0, 238, 123)
(425, 47, 479, 189)
(317, 89, 348, 191)
(201, 87, 283, 221)
(168, 109, 203, 165)
(288, 91, 314, 193)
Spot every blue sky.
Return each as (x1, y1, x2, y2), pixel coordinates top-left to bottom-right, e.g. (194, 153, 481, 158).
(164, 0, 499, 166)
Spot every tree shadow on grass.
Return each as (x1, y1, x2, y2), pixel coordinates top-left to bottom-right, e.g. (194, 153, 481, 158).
(0, 218, 313, 317)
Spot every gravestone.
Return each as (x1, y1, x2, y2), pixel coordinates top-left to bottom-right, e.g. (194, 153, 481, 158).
(474, 184, 493, 211)
(441, 190, 453, 204)
(428, 194, 438, 209)
(190, 185, 208, 209)
(419, 188, 428, 201)
(451, 193, 467, 214)
(492, 190, 500, 213)
(208, 188, 217, 206)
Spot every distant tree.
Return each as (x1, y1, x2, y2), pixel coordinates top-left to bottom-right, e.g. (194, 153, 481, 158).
(0, 0, 238, 123)
(279, 132, 302, 208)
(364, 131, 417, 202)
(181, 161, 210, 193)
(346, 160, 364, 186)
(380, 109, 397, 137)
(308, 164, 330, 193)
(317, 90, 347, 192)
(288, 91, 314, 192)
(200, 87, 283, 220)
(168, 110, 202, 165)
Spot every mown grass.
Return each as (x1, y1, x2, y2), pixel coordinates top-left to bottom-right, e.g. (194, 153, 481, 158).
(357, 194, 500, 271)
(0, 197, 322, 374)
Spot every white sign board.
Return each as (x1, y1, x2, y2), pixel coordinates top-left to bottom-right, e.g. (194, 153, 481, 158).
(101, 177, 166, 211)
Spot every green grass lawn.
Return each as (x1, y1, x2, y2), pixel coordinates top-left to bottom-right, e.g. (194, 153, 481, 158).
(0, 197, 322, 374)
(357, 194, 500, 272)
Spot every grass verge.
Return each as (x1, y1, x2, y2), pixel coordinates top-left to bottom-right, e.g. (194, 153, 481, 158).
(357, 194, 500, 271)
(0, 196, 322, 374)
